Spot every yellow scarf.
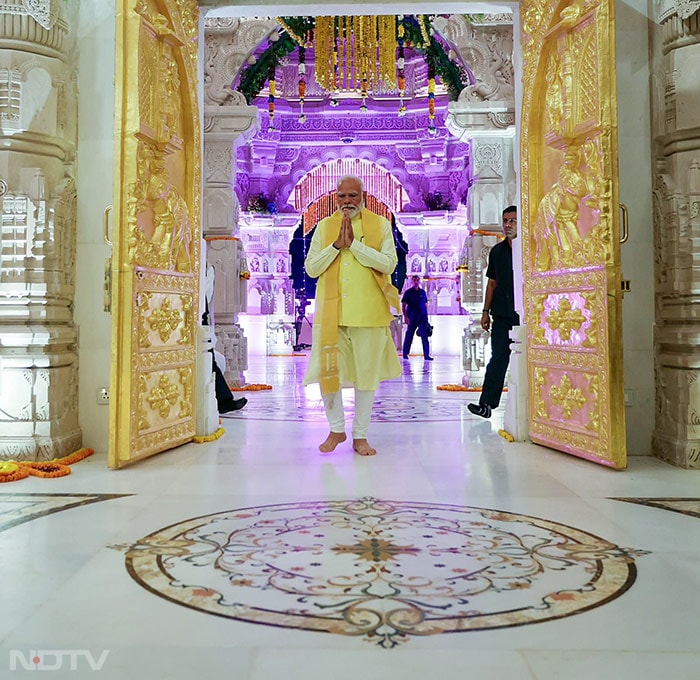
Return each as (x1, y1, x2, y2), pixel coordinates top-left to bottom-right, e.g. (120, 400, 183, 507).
(318, 208, 399, 394)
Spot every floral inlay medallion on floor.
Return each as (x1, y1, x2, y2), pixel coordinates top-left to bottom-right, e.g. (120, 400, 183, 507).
(124, 497, 643, 647)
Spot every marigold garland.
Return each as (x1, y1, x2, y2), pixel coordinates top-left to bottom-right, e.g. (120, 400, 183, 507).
(498, 429, 515, 442)
(193, 427, 225, 444)
(436, 385, 507, 392)
(427, 62, 436, 135)
(267, 63, 276, 132)
(0, 461, 30, 482)
(0, 447, 94, 484)
(297, 46, 306, 123)
(236, 383, 273, 391)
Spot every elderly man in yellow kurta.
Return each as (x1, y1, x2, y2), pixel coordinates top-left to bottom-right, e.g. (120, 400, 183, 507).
(304, 175, 402, 456)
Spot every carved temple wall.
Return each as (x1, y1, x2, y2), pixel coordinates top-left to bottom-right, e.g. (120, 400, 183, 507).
(650, 6, 700, 468)
(0, 0, 81, 460)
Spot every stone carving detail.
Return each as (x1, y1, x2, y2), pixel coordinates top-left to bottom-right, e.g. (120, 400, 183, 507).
(204, 142, 233, 184)
(656, 0, 700, 20)
(204, 18, 277, 106)
(473, 142, 503, 176)
(21, 0, 58, 30)
(437, 14, 515, 102)
(650, 10, 700, 468)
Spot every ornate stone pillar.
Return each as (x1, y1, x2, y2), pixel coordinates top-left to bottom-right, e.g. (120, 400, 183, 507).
(202, 17, 273, 386)
(650, 6, 700, 468)
(0, 0, 81, 460)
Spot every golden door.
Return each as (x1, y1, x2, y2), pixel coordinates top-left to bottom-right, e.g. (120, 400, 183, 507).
(109, 0, 201, 469)
(520, 0, 626, 468)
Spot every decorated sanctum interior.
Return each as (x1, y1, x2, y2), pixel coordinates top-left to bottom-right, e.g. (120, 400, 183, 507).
(1, 1, 700, 678)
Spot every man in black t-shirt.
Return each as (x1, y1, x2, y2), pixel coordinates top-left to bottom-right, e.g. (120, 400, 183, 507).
(401, 275, 433, 360)
(468, 206, 520, 418)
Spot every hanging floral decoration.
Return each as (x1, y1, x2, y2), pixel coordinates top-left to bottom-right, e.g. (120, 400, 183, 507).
(236, 15, 467, 115)
(267, 62, 277, 132)
(397, 17, 406, 116)
(427, 61, 437, 135)
(298, 45, 306, 123)
(330, 22, 340, 107)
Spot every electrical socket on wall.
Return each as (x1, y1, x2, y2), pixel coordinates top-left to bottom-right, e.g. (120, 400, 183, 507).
(97, 388, 110, 405)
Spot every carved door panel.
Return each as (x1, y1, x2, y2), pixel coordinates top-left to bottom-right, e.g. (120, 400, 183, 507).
(520, 0, 626, 468)
(109, 0, 201, 469)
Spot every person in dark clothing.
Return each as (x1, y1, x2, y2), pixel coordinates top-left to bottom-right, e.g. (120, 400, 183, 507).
(391, 218, 409, 294)
(212, 355, 247, 414)
(203, 266, 247, 415)
(468, 206, 520, 418)
(401, 275, 433, 360)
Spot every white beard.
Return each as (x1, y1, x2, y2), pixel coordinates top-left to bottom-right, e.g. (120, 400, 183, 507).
(342, 203, 363, 219)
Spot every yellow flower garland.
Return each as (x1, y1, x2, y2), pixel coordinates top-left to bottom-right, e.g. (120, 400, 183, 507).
(0, 447, 94, 484)
(436, 385, 508, 392)
(193, 427, 225, 444)
(498, 429, 515, 442)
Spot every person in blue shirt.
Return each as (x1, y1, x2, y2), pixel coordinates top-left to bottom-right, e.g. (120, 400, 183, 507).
(401, 275, 433, 360)
(469, 206, 520, 418)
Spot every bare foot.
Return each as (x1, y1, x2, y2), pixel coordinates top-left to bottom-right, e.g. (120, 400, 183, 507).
(319, 432, 347, 453)
(353, 439, 377, 456)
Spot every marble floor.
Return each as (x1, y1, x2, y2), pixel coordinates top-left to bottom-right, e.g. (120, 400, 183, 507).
(1, 355, 699, 679)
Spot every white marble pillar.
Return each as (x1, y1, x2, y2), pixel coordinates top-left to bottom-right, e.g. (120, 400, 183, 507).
(0, 1, 81, 460)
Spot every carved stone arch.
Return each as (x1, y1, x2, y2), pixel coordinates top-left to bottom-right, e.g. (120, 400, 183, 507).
(436, 14, 515, 103)
(204, 17, 278, 106)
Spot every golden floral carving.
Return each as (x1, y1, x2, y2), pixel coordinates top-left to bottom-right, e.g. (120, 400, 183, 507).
(586, 374, 600, 432)
(147, 374, 180, 419)
(138, 374, 150, 431)
(532, 294, 547, 345)
(550, 374, 586, 419)
(139, 349, 193, 371)
(581, 291, 598, 348)
(178, 296, 193, 345)
(138, 292, 153, 349)
(178, 366, 193, 419)
(138, 270, 197, 293)
(149, 298, 183, 344)
(533, 366, 549, 419)
(547, 297, 586, 342)
(135, 421, 194, 454)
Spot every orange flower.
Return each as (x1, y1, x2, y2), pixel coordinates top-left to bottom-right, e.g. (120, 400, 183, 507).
(237, 383, 273, 391)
